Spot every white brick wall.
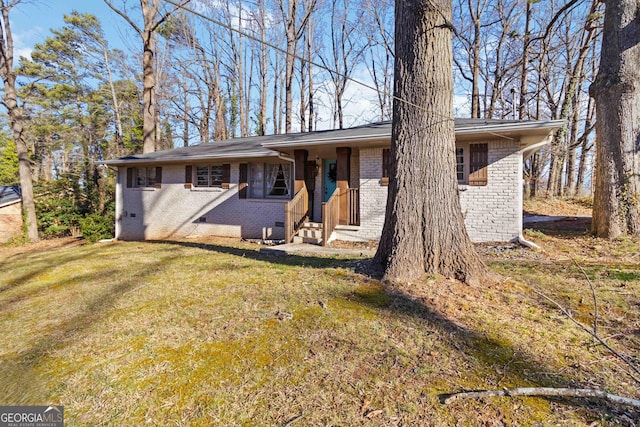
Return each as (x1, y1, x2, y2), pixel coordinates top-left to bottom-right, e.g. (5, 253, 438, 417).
(116, 140, 524, 243)
(116, 163, 287, 240)
(353, 147, 389, 240)
(336, 141, 523, 243)
(459, 140, 523, 242)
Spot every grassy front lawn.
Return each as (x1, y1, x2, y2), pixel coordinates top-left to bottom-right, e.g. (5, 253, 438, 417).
(1, 236, 638, 425)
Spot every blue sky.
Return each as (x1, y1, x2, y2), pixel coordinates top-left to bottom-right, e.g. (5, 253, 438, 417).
(11, 0, 134, 59)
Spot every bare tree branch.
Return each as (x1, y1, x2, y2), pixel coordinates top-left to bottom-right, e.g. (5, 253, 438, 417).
(441, 387, 640, 408)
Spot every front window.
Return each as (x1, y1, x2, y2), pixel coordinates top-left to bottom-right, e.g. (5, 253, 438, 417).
(196, 165, 224, 187)
(135, 167, 156, 188)
(250, 163, 291, 198)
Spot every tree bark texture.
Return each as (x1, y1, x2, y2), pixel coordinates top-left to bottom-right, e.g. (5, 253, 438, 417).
(590, 0, 640, 238)
(373, 0, 485, 284)
(141, 2, 158, 153)
(0, 1, 39, 242)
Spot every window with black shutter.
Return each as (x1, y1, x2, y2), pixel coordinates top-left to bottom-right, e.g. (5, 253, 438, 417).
(469, 143, 488, 186)
(185, 165, 193, 188)
(238, 163, 248, 199)
(381, 148, 390, 186)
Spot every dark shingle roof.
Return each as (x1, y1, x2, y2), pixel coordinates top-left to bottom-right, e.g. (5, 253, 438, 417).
(103, 118, 563, 166)
(0, 186, 21, 207)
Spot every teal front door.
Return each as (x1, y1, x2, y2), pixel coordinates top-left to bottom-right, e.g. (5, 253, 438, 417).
(323, 159, 337, 202)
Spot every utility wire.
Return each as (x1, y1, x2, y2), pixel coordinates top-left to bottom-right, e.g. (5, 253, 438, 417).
(164, 0, 523, 142)
(164, 0, 435, 116)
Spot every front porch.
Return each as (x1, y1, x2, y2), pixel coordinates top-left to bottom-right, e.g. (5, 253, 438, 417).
(284, 148, 361, 245)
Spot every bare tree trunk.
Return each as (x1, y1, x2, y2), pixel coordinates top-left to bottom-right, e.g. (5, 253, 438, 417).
(272, 51, 282, 134)
(299, 54, 307, 132)
(213, 62, 227, 141)
(470, 0, 483, 119)
(102, 43, 124, 156)
(282, 0, 297, 134)
(182, 80, 189, 147)
(565, 91, 583, 196)
(141, 4, 158, 153)
(590, 0, 640, 238)
(0, 0, 38, 242)
(373, 0, 485, 284)
(276, 0, 315, 133)
(104, 0, 179, 153)
(258, 0, 268, 136)
(307, 19, 314, 132)
(519, 1, 531, 120)
(576, 96, 595, 197)
(547, 4, 598, 196)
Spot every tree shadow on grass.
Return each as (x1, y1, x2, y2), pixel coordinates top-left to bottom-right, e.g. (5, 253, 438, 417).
(343, 276, 640, 424)
(151, 239, 638, 422)
(154, 239, 363, 270)
(0, 251, 183, 405)
(0, 246, 103, 295)
(523, 214, 592, 238)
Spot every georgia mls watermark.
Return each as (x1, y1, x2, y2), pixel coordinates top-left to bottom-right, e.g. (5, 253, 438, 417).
(0, 406, 63, 427)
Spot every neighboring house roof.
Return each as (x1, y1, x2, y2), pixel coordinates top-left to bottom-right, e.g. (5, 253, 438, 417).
(103, 118, 564, 166)
(0, 186, 21, 208)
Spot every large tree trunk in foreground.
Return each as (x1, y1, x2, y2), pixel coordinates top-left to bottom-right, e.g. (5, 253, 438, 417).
(373, 0, 485, 284)
(589, 0, 640, 238)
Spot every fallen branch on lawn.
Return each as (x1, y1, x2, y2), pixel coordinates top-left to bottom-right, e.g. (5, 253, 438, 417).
(528, 285, 640, 383)
(440, 387, 640, 408)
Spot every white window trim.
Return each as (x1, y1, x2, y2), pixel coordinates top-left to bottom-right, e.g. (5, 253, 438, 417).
(194, 164, 225, 188)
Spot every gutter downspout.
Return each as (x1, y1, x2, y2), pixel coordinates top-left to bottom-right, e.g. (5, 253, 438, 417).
(512, 233, 541, 250)
(104, 165, 122, 241)
(514, 135, 552, 251)
(278, 153, 295, 164)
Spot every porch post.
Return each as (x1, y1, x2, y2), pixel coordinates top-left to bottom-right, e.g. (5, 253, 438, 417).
(294, 149, 308, 193)
(336, 147, 351, 225)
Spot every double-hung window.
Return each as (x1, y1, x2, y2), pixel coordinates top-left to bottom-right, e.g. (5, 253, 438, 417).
(127, 167, 162, 188)
(196, 165, 224, 187)
(184, 164, 230, 189)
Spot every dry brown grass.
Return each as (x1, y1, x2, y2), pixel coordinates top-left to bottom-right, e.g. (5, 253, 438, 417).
(524, 196, 593, 217)
(0, 228, 638, 425)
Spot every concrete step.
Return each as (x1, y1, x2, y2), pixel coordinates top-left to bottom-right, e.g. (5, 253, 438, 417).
(292, 235, 323, 245)
(302, 222, 323, 229)
(299, 228, 323, 239)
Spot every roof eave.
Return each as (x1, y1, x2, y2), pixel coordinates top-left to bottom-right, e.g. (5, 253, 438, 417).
(0, 199, 21, 209)
(262, 133, 391, 150)
(102, 151, 280, 166)
(455, 119, 565, 137)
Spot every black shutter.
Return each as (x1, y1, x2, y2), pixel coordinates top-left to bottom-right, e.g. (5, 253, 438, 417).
(185, 165, 192, 188)
(469, 143, 488, 186)
(126, 168, 133, 188)
(155, 167, 162, 188)
(222, 164, 231, 189)
(381, 148, 390, 186)
(238, 163, 248, 199)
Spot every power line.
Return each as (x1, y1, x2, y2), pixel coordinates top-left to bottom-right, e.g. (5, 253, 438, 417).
(164, 0, 434, 115)
(163, 0, 523, 143)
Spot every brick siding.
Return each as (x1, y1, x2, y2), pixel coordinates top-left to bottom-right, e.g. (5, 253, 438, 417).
(337, 141, 523, 243)
(116, 140, 524, 243)
(117, 163, 287, 241)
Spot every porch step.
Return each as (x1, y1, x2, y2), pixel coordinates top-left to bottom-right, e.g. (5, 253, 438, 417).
(302, 222, 322, 229)
(292, 235, 323, 245)
(294, 221, 323, 245)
